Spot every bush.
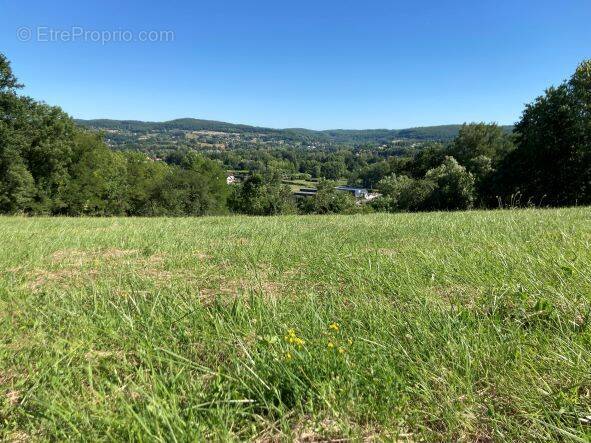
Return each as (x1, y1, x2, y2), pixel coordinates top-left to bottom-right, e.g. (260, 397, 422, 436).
(424, 157, 475, 210)
(374, 174, 435, 212)
(298, 180, 358, 214)
(229, 174, 295, 215)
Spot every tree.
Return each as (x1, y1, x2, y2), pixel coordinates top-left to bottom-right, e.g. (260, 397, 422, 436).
(125, 152, 169, 216)
(63, 132, 129, 215)
(156, 152, 229, 216)
(1, 54, 78, 214)
(0, 53, 22, 92)
(424, 157, 475, 210)
(450, 123, 514, 166)
(495, 60, 591, 206)
(229, 173, 295, 215)
(409, 143, 447, 178)
(374, 174, 434, 212)
(298, 180, 357, 214)
(320, 160, 347, 180)
(0, 53, 231, 217)
(0, 153, 35, 213)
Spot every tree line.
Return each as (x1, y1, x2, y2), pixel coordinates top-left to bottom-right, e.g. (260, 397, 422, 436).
(368, 58, 591, 211)
(1, 52, 590, 216)
(0, 54, 229, 216)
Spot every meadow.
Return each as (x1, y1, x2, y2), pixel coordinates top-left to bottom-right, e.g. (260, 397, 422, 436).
(1, 208, 590, 441)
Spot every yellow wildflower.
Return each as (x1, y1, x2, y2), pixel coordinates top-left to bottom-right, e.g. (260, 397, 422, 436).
(328, 322, 340, 332)
(327, 341, 335, 349)
(285, 329, 305, 347)
(285, 352, 292, 360)
(338, 347, 346, 354)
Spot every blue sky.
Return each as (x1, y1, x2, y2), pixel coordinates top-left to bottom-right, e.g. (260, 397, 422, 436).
(1, 0, 590, 129)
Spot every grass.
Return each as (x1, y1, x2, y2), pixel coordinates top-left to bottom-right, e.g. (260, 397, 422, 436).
(1, 208, 591, 441)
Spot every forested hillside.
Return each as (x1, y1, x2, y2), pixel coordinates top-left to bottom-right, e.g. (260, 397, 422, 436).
(76, 118, 513, 146)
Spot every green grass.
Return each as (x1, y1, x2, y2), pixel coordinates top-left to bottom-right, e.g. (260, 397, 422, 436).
(1, 208, 591, 441)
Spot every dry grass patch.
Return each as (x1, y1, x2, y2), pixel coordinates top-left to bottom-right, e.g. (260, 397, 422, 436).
(26, 268, 99, 292)
(4, 431, 30, 443)
(428, 285, 484, 310)
(5, 390, 21, 406)
(195, 252, 211, 261)
(51, 248, 138, 265)
(375, 248, 398, 257)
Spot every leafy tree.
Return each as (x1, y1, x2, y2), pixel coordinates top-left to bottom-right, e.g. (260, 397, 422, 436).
(424, 156, 475, 210)
(450, 123, 514, 166)
(320, 160, 347, 180)
(409, 143, 447, 178)
(125, 152, 169, 215)
(229, 173, 295, 215)
(0, 153, 35, 213)
(63, 132, 129, 215)
(374, 174, 434, 212)
(298, 180, 358, 214)
(156, 153, 228, 216)
(0, 53, 22, 91)
(0, 53, 230, 216)
(495, 60, 591, 206)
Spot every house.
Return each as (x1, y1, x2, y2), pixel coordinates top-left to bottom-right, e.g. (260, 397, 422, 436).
(293, 186, 371, 199)
(293, 191, 317, 198)
(226, 175, 237, 185)
(335, 186, 369, 199)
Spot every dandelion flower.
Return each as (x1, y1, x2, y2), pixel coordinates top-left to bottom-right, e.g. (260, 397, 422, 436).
(329, 322, 340, 332)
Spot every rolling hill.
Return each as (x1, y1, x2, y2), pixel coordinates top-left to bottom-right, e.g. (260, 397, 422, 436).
(76, 118, 514, 145)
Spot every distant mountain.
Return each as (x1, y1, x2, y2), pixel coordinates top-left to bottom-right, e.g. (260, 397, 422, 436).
(76, 118, 513, 144)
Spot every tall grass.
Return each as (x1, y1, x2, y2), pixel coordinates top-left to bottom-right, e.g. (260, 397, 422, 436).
(1, 208, 590, 441)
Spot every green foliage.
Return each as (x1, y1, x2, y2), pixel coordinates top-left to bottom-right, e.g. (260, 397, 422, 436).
(155, 156, 229, 216)
(229, 173, 295, 215)
(0, 53, 229, 216)
(63, 132, 129, 215)
(0, 52, 22, 91)
(124, 152, 169, 215)
(450, 122, 514, 166)
(298, 180, 358, 214)
(374, 157, 475, 212)
(495, 59, 591, 206)
(374, 174, 434, 212)
(2, 51, 591, 215)
(320, 159, 347, 180)
(424, 156, 476, 210)
(0, 155, 35, 213)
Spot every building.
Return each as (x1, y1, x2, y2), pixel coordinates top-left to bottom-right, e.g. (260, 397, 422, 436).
(293, 186, 370, 199)
(335, 186, 369, 199)
(293, 190, 317, 198)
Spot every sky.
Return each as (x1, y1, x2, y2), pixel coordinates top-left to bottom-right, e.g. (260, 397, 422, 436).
(1, 0, 590, 130)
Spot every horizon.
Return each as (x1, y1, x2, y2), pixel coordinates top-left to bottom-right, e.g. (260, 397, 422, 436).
(2, 0, 590, 129)
(75, 116, 515, 132)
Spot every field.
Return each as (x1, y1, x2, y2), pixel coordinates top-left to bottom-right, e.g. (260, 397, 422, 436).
(1, 208, 591, 441)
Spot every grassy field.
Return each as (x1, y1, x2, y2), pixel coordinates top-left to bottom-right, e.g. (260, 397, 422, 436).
(1, 208, 591, 441)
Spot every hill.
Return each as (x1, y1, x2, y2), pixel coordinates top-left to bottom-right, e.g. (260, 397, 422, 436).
(1, 208, 589, 441)
(76, 118, 514, 145)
